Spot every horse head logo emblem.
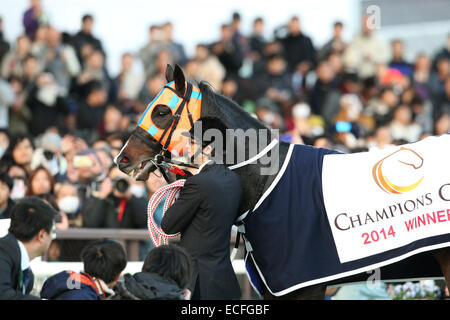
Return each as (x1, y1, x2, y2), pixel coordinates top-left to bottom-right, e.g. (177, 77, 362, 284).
(372, 147, 424, 194)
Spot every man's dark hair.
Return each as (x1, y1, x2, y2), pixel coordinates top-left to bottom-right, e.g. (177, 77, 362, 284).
(81, 239, 127, 284)
(82, 14, 93, 23)
(232, 12, 241, 22)
(0, 172, 13, 191)
(334, 21, 343, 28)
(142, 244, 192, 289)
(254, 17, 264, 25)
(8, 197, 56, 242)
(23, 54, 38, 64)
(85, 80, 106, 96)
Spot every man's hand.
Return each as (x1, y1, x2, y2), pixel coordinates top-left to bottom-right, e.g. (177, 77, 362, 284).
(183, 289, 192, 300)
(93, 177, 113, 199)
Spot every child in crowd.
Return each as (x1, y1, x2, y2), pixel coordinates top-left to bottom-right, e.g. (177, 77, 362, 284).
(40, 239, 127, 299)
(112, 244, 192, 300)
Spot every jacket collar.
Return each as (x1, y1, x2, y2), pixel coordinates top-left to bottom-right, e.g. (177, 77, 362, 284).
(197, 160, 214, 174)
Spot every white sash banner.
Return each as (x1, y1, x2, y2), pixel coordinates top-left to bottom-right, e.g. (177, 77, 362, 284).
(322, 134, 450, 263)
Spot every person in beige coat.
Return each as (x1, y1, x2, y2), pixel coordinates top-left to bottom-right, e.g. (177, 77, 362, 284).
(343, 14, 389, 79)
(194, 44, 226, 92)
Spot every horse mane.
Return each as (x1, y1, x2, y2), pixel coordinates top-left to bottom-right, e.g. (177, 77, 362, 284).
(198, 81, 268, 131)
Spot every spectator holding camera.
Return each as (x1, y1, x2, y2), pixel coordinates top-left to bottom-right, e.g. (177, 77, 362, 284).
(4, 164, 28, 201)
(30, 132, 67, 181)
(82, 166, 147, 228)
(70, 148, 106, 197)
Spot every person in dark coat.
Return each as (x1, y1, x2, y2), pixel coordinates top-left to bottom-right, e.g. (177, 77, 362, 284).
(277, 16, 316, 73)
(82, 167, 147, 229)
(251, 54, 293, 112)
(71, 14, 105, 65)
(40, 239, 127, 300)
(0, 197, 56, 299)
(25, 72, 69, 136)
(161, 117, 242, 300)
(113, 244, 192, 300)
(75, 80, 108, 136)
(0, 18, 10, 66)
(211, 24, 244, 78)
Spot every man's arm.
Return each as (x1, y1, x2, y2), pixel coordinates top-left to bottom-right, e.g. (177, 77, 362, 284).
(161, 178, 201, 235)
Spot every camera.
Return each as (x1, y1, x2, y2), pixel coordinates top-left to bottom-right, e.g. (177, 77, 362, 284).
(43, 150, 55, 161)
(113, 177, 129, 193)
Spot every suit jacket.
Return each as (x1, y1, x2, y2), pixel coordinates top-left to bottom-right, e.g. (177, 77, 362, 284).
(161, 162, 242, 300)
(0, 233, 38, 299)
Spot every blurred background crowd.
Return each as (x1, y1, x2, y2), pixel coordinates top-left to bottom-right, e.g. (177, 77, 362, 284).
(0, 0, 449, 262)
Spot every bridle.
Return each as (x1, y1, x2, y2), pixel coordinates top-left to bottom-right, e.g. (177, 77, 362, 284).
(131, 82, 199, 183)
(130, 81, 280, 184)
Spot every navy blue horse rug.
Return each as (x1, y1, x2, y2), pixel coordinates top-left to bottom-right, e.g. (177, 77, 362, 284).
(240, 134, 450, 296)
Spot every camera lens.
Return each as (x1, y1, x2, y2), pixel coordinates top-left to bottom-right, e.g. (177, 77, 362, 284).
(114, 178, 129, 193)
(43, 150, 54, 160)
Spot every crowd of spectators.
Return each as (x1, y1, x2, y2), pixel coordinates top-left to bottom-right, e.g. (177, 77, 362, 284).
(0, 1, 449, 261)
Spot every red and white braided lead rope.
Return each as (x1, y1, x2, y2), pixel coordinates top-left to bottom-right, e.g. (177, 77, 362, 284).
(147, 179, 186, 247)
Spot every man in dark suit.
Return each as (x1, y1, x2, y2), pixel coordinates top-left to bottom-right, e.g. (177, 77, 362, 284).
(161, 117, 242, 300)
(0, 197, 56, 299)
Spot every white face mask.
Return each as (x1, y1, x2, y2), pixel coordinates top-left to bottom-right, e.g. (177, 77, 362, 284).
(37, 84, 59, 106)
(129, 184, 146, 198)
(10, 179, 26, 200)
(57, 196, 80, 214)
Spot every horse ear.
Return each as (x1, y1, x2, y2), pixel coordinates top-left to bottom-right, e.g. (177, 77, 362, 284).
(165, 64, 174, 83)
(173, 64, 186, 95)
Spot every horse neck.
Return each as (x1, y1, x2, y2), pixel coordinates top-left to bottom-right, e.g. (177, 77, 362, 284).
(199, 84, 289, 214)
(233, 141, 290, 214)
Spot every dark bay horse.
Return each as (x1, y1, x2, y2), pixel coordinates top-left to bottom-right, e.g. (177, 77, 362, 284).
(115, 65, 450, 299)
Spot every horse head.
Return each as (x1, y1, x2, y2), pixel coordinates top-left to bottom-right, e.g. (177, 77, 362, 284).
(394, 147, 424, 170)
(114, 64, 203, 181)
(115, 63, 284, 216)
